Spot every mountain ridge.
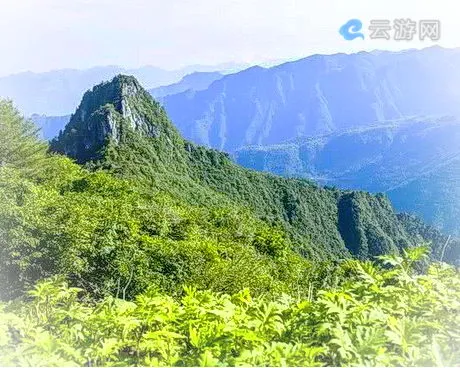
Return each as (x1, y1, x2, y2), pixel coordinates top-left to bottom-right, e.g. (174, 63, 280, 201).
(50, 75, 459, 264)
(51, 75, 180, 164)
(235, 116, 460, 235)
(162, 46, 460, 152)
(150, 71, 224, 100)
(0, 63, 247, 116)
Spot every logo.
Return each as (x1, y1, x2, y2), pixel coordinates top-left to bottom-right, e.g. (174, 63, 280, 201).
(339, 19, 365, 41)
(339, 18, 441, 41)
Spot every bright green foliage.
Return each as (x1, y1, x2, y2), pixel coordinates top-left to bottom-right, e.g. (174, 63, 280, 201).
(0, 100, 47, 174)
(50, 76, 453, 262)
(0, 153, 321, 300)
(1, 82, 460, 366)
(398, 213, 460, 266)
(1, 248, 459, 367)
(0, 99, 334, 302)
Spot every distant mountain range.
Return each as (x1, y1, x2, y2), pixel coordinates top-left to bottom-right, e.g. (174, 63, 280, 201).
(159, 46, 460, 235)
(29, 71, 226, 140)
(33, 46, 460, 146)
(29, 114, 71, 140)
(50, 75, 459, 263)
(161, 46, 460, 152)
(235, 117, 460, 235)
(0, 63, 247, 116)
(150, 71, 223, 100)
(23, 47, 460, 236)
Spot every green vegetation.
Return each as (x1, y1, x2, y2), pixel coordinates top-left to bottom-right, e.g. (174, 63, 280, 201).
(234, 119, 460, 238)
(0, 95, 332, 301)
(1, 248, 459, 366)
(1, 76, 459, 366)
(0, 100, 47, 173)
(51, 76, 455, 262)
(0, 151, 325, 300)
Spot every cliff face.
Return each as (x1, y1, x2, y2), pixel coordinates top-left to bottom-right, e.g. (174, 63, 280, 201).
(51, 75, 175, 163)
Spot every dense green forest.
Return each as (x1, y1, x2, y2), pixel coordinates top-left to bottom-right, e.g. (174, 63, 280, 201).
(0, 76, 459, 366)
(234, 119, 460, 237)
(50, 75, 459, 263)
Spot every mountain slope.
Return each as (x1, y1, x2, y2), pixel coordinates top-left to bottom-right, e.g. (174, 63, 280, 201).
(235, 117, 460, 235)
(50, 75, 456, 262)
(28, 72, 223, 141)
(150, 71, 223, 99)
(161, 46, 460, 152)
(0, 64, 244, 116)
(29, 114, 71, 140)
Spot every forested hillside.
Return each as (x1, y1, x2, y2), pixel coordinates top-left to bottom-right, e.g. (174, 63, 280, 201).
(235, 118, 460, 236)
(50, 75, 457, 263)
(25, 48, 460, 242)
(0, 76, 459, 366)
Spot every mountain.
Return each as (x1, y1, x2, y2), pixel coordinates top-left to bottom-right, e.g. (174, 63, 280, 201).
(0, 64, 246, 116)
(51, 75, 179, 164)
(161, 46, 460, 152)
(30, 72, 224, 141)
(2, 82, 460, 367)
(150, 71, 223, 99)
(235, 117, 460, 235)
(50, 75, 459, 264)
(29, 114, 71, 140)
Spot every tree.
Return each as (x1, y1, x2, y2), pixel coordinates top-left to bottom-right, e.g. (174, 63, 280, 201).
(0, 99, 47, 173)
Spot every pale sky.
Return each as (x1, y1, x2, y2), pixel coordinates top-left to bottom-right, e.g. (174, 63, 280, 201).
(0, 0, 458, 76)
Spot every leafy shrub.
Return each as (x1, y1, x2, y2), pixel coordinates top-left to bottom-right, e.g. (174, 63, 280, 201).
(0, 248, 459, 367)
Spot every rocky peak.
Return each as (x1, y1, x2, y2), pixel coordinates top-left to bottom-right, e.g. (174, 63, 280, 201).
(51, 75, 173, 163)
(75, 75, 148, 130)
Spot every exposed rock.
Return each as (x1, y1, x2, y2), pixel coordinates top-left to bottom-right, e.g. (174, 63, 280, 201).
(50, 75, 171, 163)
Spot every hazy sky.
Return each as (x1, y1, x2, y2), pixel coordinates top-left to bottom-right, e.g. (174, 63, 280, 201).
(1, 0, 458, 76)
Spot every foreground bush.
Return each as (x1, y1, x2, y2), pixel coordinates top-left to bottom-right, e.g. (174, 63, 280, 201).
(1, 248, 459, 367)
